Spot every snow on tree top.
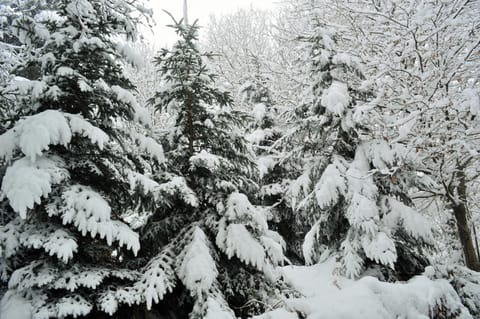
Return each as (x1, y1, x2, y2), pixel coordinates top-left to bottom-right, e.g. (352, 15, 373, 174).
(23, 226, 78, 263)
(128, 171, 161, 197)
(136, 248, 176, 310)
(460, 88, 480, 114)
(303, 221, 321, 266)
(246, 128, 274, 145)
(332, 52, 362, 72)
(4, 77, 48, 101)
(260, 235, 285, 266)
(256, 155, 276, 179)
(362, 140, 395, 170)
(157, 176, 198, 207)
(0, 130, 16, 162)
(0, 219, 22, 258)
(65, 0, 95, 20)
(216, 192, 286, 275)
(56, 66, 75, 76)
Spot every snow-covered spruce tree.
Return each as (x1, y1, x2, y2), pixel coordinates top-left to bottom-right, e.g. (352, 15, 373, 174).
(284, 18, 433, 279)
(340, 0, 480, 272)
(145, 18, 290, 318)
(240, 63, 280, 201)
(239, 66, 301, 262)
(0, 1, 184, 318)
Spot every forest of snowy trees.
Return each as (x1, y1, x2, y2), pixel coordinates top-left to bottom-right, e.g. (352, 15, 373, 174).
(0, 0, 479, 318)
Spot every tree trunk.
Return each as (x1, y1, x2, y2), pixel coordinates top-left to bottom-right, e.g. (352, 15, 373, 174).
(185, 91, 194, 155)
(452, 203, 480, 271)
(452, 168, 480, 271)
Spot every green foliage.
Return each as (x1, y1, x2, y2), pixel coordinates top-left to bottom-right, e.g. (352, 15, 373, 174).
(142, 17, 291, 318)
(0, 1, 177, 317)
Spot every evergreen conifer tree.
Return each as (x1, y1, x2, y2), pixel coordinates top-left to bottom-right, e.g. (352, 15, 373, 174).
(239, 65, 302, 262)
(145, 18, 290, 318)
(283, 19, 432, 279)
(0, 1, 183, 317)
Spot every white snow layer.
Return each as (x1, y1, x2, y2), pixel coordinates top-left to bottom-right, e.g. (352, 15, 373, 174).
(222, 223, 266, 270)
(66, 113, 109, 149)
(314, 162, 347, 209)
(177, 227, 218, 296)
(246, 128, 274, 145)
(321, 81, 351, 115)
(157, 177, 198, 207)
(256, 155, 276, 179)
(253, 103, 267, 123)
(111, 85, 151, 125)
(224, 192, 268, 232)
(136, 250, 176, 310)
(21, 225, 78, 263)
(135, 134, 165, 163)
(303, 221, 321, 265)
(216, 193, 286, 274)
(48, 185, 140, 255)
(190, 150, 226, 172)
(204, 297, 235, 319)
(1, 156, 69, 219)
(279, 259, 472, 319)
(117, 42, 144, 67)
(0, 110, 109, 162)
(0, 110, 71, 162)
(252, 309, 299, 319)
(127, 172, 198, 208)
(383, 196, 433, 242)
(0, 291, 32, 319)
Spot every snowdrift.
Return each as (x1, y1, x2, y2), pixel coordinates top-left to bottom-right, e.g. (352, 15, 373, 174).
(256, 259, 474, 319)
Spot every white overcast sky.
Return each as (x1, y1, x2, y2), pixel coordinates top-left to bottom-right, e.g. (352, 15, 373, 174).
(143, 0, 277, 47)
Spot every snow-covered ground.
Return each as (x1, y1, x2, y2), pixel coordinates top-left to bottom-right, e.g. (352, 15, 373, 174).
(0, 291, 32, 319)
(256, 258, 472, 319)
